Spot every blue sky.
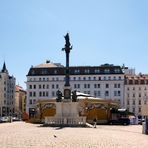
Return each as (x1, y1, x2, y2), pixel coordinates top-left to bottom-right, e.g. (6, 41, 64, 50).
(0, 0, 148, 89)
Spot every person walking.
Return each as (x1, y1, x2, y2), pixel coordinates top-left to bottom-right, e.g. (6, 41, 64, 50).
(93, 118, 97, 128)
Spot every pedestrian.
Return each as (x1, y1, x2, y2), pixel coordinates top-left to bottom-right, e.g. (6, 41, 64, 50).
(93, 118, 97, 128)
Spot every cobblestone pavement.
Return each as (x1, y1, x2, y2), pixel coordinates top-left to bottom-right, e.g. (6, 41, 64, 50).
(0, 121, 148, 148)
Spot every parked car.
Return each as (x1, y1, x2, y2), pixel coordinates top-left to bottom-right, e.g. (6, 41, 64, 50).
(138, 119, 145, 125)
(109, 118, 130, 125)
(0, 116, 9, 123)
(12, 117, 21, 121)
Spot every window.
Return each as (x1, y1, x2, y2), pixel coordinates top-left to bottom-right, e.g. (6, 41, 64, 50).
(74, 69, 80, 74)
(133, 93, 135, 97)
(84, 84, 90, 88)
(29, 92, 32, 97)
(140, 80, 144, 84)
(135, 80, 138, 84)
(133, 100, 135, 105)
(73, 77, 76, 81)
(33, 85, 36, 89)
(98, 77, 101, 80)
(84, 69, 90, 74)
(119, 76, 121, 80)
(105, 91, 109, 96)
(114, 84, 117, 88)
(46, 85, 49, 89)
(139, 100, 141, 105)
(39, 85, 41, 89)
(95, 69, 100, 73)
(94, 84, 100, 88)
(54, 70, 57, 74)
(88, 77, 91, 80)
(74, 84, 77, 89)
(39, 92, 42, 97)
(43, 92, 45, 97)
(43, 85, 45, 89)
(133, 87, 135, 90)
(46, 91, 49, 97)
(52, 91, 55, 97)
(129, 80, 133, 84)
(94, 91, 100, 96)
(29, 100, 32, 105)
(114, 91, 117, 96)
(118, 84, 120, 88)
(56, 77, 59, 81)
(133, 108, 135, 113)
(139, 108, 141, 112)
(29, 85, 32, 89)
(139, 93, 141, 97)
(115, 69, 120, 73)
(52, 84, 54, 89)
(106, 84, 109, 88)
(33, 99, 36, 104)
(56, 84, 59, 89)
(83, 77, 86, 80)
(127, 87, 129, 91)
(104, 77, 106, 80)
(93, 77, 96, 80)
(33, 92, 36, 97)
(118, 91, 121, 96)
(74, 84, 80, 89)
(104, 69, 110, 73)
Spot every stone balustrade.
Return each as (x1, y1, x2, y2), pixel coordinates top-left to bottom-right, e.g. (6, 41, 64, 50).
(44, 116, 86, 126)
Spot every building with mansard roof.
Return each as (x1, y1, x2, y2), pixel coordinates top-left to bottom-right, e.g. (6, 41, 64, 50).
(0, 62, 16, 116)
(26, 61, 124, 116)
(124, 74, 148, 117)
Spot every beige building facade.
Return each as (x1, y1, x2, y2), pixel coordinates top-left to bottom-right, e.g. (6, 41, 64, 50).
(124, 75, 148, 117)
(15, 85, 26, 117)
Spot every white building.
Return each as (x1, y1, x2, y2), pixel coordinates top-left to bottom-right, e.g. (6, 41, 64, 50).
(26, 61, 124, 116)
(124, 75, 148, 117)
(0, 62, 16, 116)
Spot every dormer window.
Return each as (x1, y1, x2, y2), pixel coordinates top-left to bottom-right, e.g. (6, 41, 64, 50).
(41, 69, 48, 75)
(104, 69, 110, 73)
(95, 69, 100, 73)
(114, 69, 120, 73)
(84, 69, 90, 74)
(54, 70, 57, 74)
(74, 69, 80, 74)
(31, 70, 35, 75)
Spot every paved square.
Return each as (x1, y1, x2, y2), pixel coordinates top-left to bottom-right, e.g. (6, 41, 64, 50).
(0, 122, 148, 148)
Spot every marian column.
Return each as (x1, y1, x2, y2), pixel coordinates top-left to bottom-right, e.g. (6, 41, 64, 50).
(62, 33, 72, 100)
